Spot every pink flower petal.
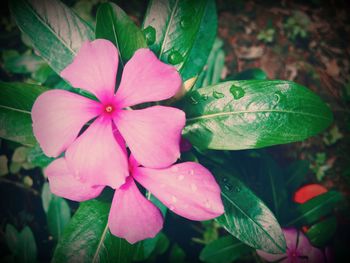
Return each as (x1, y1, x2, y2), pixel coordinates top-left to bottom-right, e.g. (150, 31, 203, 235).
(65, 117, 128, 189)
(114, 106, 185, 168)
(60, 39, 119, 102)
(114, 48, 181, 108)
(45, 158, 104, 202)
(256, 250, 286, 262)
(297, 231, 324, 263)
(133, 162, 224, 221)
(283, 228, 298, 251)
(32, 90, 100, 157)
(108, 177, 163, 244)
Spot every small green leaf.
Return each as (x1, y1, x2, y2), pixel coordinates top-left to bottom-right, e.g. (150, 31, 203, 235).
(306, 216, 337, 247)
(143, 0, 217, 80)
(214, 170, 286, 253)
(17, 226, 37, 263)
(53, 199, 135, 263)
(5, 224, 20, 254)
(41, 182, 52, 213)
(47, 196, 71, 240)
(169, 243, 186, 263)
(0, 82, 47, 146)
(182, 80, 333, 150)
(200, 236, 251, 263)
(96, 2, 147, 64)
(10, 0, 94, 74)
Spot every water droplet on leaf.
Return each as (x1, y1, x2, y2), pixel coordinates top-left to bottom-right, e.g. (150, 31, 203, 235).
(224, 183, 232, 191)
(143, 26, 156, 45)
(234, 186, 241, 193)
(229, 85, 245, 100)
(180, 16, 192, 29)
(212, 90, 224, 99)
(273, 91, 283, 106)
(222, 177, 228, 183)
(201, 94, 209, 100)
(168, 50, 183, 65)
(189, 95, 198, 105)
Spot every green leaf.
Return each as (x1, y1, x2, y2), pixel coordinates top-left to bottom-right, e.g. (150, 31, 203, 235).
(27, 144, 54, 168)
(5, 224, 20, 254)
(0, 82, 47, 146)
(95, 2, 147, 64)
(169, 243, 186, 263)
(53, 199, 135, 263)
(199, 236, 251, 263)
(288, 191, 344, 226)
(17, 226, 37, 263)
(214, 170, 286, 253)
(182, 80, 333, 150)
(285, 160, 310, 191)
(143, 0, 217, 80)
(41, 182, 52, 213)
(9, 0, 94, 74)
(3, 52, 45, 74)
(306, 216, 337, 247)
(47, 196, 71, 240)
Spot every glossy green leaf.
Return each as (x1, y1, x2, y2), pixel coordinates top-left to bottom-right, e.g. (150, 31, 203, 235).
(214, 170, 286, 253)
(48, 196, 71, 240)
(41, 182, 52, 213)
(9, 0, 94, 74)
(5, 224, 20, 254)
(17, 226, 37, 263)
(27, 144, 54, 168)
(0, 82, 47, 146)
(288, 191, 343, 226)
(306, 216, 337, 247)
(53, 199, 135, 263)
(143, 0, 217, 80)
(182, 80, 333, 150)
(200, 236, 251, 263)
(95, 2, 147, 64)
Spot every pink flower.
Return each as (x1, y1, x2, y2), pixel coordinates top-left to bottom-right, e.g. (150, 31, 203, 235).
(257, 228, 325, 263)
(45, 154, 224, 243)
(32, 39, 185, 189)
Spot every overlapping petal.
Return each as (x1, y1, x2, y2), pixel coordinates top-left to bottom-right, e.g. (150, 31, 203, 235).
(60, 39, 119, 102)
(46, 158, 104, 202)
(32, 90, 100, 158)
(133, 162, 224, 221)
(297, 231, 324, 263)
(108, 177, 163, 244)
(114, 48, 181, 108)
(65, 117, 128, 189)
(256, 250, 286, 262)
(114, 106, 185, 168)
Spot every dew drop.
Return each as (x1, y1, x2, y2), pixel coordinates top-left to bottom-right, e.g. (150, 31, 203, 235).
(177, 175, 185, 181)
(143, 26, 156, 45)
(180, 16, 192, 29)
(229, 85, 245, 100)
(222, 177, 228, 183)
(168, 50, 183, 65)
(189, 169, 194, 176)
(224, 183, 233, 191)
(169, 205, 175, 211)
(234, 186, 241, 193)
(191, 183, 197, 192)
(273, 91, 283, 106)
(201, 94, 209, 100)
(212, 90, 225, 99)
(189, 95, 198, 105)
(171, 195, 177, 203)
